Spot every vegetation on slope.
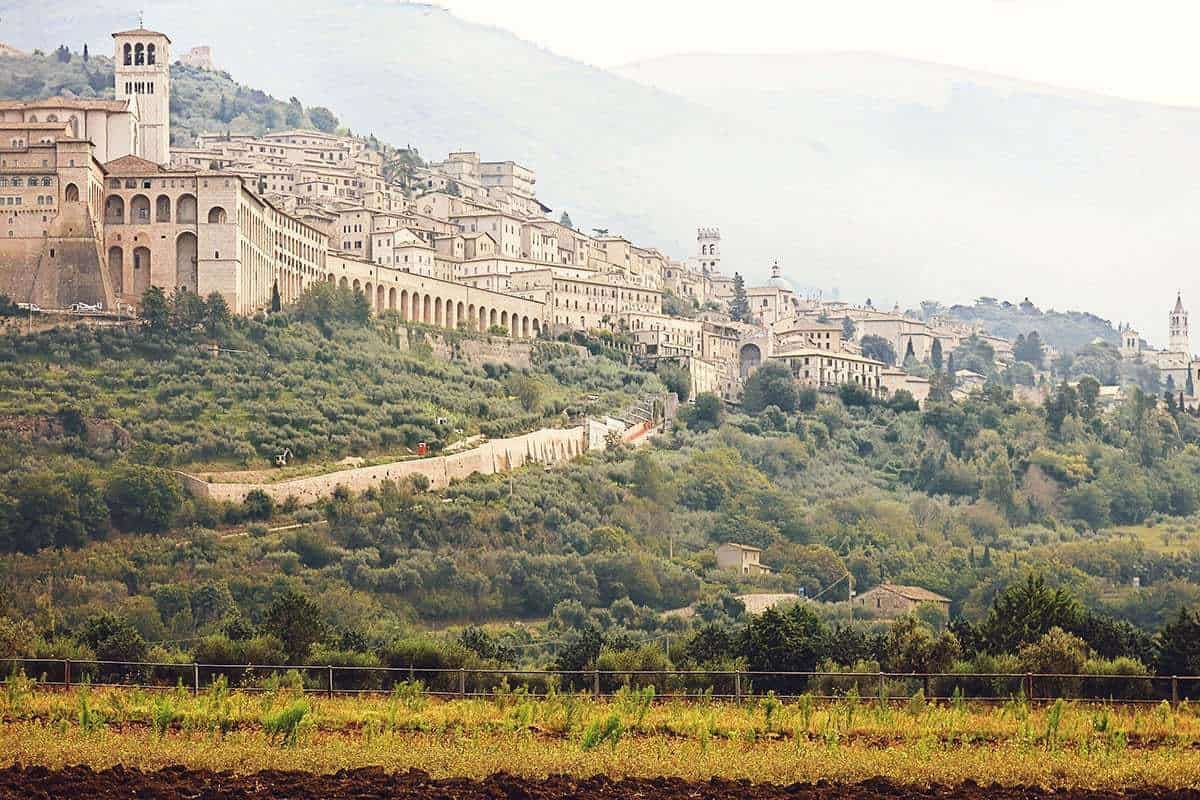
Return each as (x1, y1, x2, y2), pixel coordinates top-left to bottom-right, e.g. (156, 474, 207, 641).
(0, 47, 424, 178)
(924, 297, 1121, 355)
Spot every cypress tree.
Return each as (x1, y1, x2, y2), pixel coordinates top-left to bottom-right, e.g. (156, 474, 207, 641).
(270, 280, 282, 313)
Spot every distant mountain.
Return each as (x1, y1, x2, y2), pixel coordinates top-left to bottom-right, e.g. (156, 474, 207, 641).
(6, 5, 1199, 339)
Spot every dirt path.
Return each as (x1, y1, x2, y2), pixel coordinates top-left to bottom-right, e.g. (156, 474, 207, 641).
(0, 766, 1194, 799)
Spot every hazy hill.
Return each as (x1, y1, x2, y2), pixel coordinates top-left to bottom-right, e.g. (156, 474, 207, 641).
(0, 50, 340, 145)
(5, 6, 1199, 338)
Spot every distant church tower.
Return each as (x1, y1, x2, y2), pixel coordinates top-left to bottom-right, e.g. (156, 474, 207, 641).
(697, 227, 721, 275)
(1170, 293, 1189, 354)
(113, 25, 171, 164)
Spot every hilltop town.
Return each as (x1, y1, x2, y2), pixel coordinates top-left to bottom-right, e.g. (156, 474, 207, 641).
(5, 25, 1193, 414)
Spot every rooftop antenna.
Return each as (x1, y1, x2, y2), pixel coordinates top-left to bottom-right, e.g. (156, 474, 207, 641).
(138, 9, 144, 27)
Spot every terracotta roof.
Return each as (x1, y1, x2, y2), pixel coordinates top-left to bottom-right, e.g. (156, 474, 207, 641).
(719, 542, 762, 552)
(112, 28, 172, 43)
(0, 98, 130, 112)
(103, 154, 168, 175)
(872, 583, 950, 603)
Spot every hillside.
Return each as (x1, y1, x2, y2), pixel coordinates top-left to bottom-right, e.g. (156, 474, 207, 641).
(0, 49, 343, 147)
(921, 297, 1120, 354)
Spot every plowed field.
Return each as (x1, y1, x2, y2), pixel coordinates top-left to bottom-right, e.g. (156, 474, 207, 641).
(0, 765, 1196, 800)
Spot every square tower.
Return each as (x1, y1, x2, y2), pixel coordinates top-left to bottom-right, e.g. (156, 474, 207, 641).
(696, 226, 721, 275)
(113, 28, 171, 165)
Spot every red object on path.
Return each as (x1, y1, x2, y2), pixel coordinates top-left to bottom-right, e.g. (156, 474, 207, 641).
(417, 442, 428, 456)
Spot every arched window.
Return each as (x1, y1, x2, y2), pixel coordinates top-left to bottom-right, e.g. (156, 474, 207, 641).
(176, 194, 197, 223)
(155, 195, 170, 222)
(207, 206, 227, 224)
(108, 246, 124, 294)
(147, 43, 156, 65)
(123, 44, 132, 65)
(104, 195, 125, 224)
(64, 183, 79, 202)
(134, 43, 145, 66)
(130, 194, 151, 222)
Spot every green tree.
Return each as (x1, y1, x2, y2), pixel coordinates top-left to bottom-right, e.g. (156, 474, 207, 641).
(742, 361, 798, 414)
(930, 338, 944, 371)
(264, 589, 327, 663)
(860, 335, 896, 366)
(729, 273, 750, 322)
(104, 465, 183, 533)
(1014, 330, 1044, 367)
(80, 613, 147, 663)
(1155, 607, 1200, 677)
(657, 363, 690, 403)
(980, 575, 1081, 654)
(140, 286, 171, 331)
(309, 106, 339, 133)
(841, 316, 856, 340)
(506, 374, 544, 412)
(684, 392, 724, 431)
(204, 292, 231, 337)
(270, 280, 282, 313)
(1065, 483, 1110, 531)
(738, 604, 829, 673)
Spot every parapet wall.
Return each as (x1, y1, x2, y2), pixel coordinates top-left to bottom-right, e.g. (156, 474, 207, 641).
(180, 424, 591, 506)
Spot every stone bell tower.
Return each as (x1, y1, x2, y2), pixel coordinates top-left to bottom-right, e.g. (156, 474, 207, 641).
(1170, 293, 1189, 355)
(113, 23, 171, 165)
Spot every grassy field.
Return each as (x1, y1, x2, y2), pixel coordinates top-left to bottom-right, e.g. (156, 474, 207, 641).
(5, 679, 1200, 788)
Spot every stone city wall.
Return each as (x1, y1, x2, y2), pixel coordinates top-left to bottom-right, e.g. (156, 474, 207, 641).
(179, 424, 591, 506)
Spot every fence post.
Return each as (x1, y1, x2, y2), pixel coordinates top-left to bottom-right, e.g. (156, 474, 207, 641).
(459, 668, 467, 699)
(592, 669, 600, 699)
(734, 671, 742, 702)
(408, 663, 415, 683)
(1173, 676, 1180, 707)
(922, 674, 930, 699)
(878, 671, 886, 703)
(63, 659, 71, 688)
(192, 663, 200, 696)
(1025, 672, 1034, 703)
(327, 665, 334, 699)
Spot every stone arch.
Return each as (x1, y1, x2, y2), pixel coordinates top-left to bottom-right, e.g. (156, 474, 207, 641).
(147, 43, 156, 65)
(135, 43, 145, 65)
(434, 296, 443, 327)
(455, 301, 465, 329)
(500, 310, 509, 331)
(207, 206, 227, 224)
(388, 287, 396, 311)
(422, 294, 431, 324)
(533, 319, 541, 336)
(176, 194, 197, 223)
(467, 304, 476, 330)
(132, 246, 152, 296)
(155, 194, 170, 222)
(489, 308, 498, 328)
(104, 195, 124, 224)
(739, 343, 762, 379)
(64, 183, 79, 203)
(107, 246, 123, 294)
(399, 290, 409, 320)
(130, 194, 150, 223)
(175, 232, 198, 291)
(123, 43, 132, 66)
(364, 282, 373, 309)
(478, 306, 487, 331)
(376, 284, 385, 311)
(522, 315, 530, 338)
(338, 276, 348, 289)
(352, 278, 361, 293)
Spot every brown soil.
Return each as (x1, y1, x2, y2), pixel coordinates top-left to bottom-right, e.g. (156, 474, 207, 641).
(0, 766, 1196, 799)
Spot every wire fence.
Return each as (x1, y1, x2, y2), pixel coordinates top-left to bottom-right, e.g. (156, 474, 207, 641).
(1, 657, 1196, 705)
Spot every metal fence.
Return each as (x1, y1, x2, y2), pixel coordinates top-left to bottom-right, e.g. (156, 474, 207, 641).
(2, 657, 1196, 705)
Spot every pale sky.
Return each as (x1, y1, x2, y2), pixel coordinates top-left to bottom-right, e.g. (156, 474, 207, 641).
(443, 0, 1200, 107)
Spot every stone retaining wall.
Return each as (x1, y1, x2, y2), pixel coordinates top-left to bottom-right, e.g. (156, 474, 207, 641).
(179, 425, 591, 506)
